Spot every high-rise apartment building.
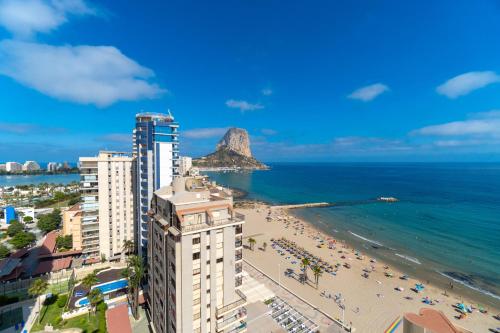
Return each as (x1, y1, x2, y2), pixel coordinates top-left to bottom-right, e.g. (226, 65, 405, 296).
(23, 161, 41, 171)
(135, 112, 179, 253)
(5, 162, 22, 172)
(179, 156, 193, 176)
(147, 177, 246, 333)
(47, 162, 58, 172)
(79, 151, 136, 259)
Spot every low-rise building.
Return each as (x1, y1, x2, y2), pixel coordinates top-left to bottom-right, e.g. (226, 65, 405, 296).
(179, 156, 193, 176)
(0, 164, 6, 172)
(62, 203, 83, 250)
(403, 308, 473, 333)
(147, 177, 246, 333)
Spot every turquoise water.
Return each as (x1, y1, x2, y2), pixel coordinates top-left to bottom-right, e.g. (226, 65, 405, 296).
(206, 163, 500, 307)
(75, 279, 128, 307)
(0, 174, 79, 186)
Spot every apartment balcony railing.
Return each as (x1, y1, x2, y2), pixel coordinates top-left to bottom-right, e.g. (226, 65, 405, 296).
(235, 264, 242, 274)
(236, 276, 243, 287)
(216, 307, 247, 332)
(235, 250, 242, 262)
(216, 289, 247, 318)
(235, 240, 242, 248)
(181, 213, 245, 233)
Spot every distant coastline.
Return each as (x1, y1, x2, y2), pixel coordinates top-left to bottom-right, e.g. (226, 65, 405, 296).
(0, 168, 79, 176)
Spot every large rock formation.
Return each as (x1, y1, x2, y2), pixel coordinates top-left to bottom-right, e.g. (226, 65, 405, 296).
(216, 128, 252, 157)
(193, 128, 268, 169)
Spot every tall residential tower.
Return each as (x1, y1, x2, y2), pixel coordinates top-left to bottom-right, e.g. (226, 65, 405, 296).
(134, 112, 179, 253)
(79, 151, 136, 259)
(147, 177, 246, 333)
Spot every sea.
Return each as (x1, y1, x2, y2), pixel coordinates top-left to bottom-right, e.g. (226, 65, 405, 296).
(206, 163, 500, 308)
(0, 173, 80, 186)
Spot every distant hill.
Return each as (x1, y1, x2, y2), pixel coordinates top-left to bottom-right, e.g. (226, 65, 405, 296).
(193, 128, 268, 170)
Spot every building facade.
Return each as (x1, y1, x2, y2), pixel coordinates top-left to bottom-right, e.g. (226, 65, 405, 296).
(135, 112, 179, 254)
(47, 162, 57, 172)
(62, 203, 83, 250)
(79, 151, 136, 259)
(22, 161, 41, 171)
(5, 162, 22, 172)
(179, 156, 192, 176)
(147, 177, 246, 333)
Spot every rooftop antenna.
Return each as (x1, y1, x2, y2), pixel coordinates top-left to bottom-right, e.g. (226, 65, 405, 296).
(167, 109, 174, 120)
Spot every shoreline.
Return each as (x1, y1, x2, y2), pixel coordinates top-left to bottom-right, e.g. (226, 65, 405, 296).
(288, 206, 500, 309)
(238, 202, 499, 332)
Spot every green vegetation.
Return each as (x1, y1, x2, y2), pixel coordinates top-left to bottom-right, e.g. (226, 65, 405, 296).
(9, 231, 35, 249)
(23, 216, 34, 223)
(7, 220, 24, 237)
(82, 272, 99, 290)
(122, 255, 144, 319)
(301, 258, 310, 283)
(56, 294, 68, 308)
(29, 279, 48, 324)
(248, 237, 256, 251)
(312, 265, 323, 289)
(56, 235, 73, 250)
(31, 293, 108, 333)
(0, 244, 10, 259)
(88, 289, 103, 316)
(37, 209, 62, 233)
(35, 192, 80, 208)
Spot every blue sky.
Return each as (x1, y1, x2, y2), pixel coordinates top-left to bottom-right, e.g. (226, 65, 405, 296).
(1, 0, 500, 162)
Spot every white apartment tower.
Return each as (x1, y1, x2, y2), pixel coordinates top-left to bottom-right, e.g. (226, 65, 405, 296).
(147, 177, 246, 333)
(79, 151, 136, 259)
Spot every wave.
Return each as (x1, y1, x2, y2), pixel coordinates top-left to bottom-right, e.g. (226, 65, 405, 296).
(437, 271, 500, 301)
(395, 253, 421, 265)
(349, 231, 384, 247)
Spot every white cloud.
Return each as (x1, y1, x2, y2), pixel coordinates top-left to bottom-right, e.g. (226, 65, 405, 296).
(0, 40, 165, 107)
(183, 127, 228, 139)
(261, 88, 273, 96)
(412, 119, 500, 137)
(0, 0, 96, 38)
(436, 71, 500, 98)
(225, 99, 264, 112)
(347, 83, 389, 102)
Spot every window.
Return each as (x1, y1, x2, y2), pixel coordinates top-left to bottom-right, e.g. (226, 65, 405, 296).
(193, 252, 200, 260)
(192, 237, 201, 245)
(216, 258, 223, 263)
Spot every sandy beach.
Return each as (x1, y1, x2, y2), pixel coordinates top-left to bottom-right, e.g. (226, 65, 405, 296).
(238, 204, 500, 332)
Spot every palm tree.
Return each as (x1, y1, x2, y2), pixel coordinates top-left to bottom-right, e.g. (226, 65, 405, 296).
(122, 255, 144, 320)
(82, 271, 98, 290)
(262, 242, 267, 251)
(248, 238, 256, 251)
(87, 288, 103, 317)
(312, 265, 323, 289)
(28, 278, 48, 323)
(300, 258, 310, 283)
(122, 239, 135, 256)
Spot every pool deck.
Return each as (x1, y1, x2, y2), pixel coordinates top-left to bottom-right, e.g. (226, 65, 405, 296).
(68, 268, 125, 310)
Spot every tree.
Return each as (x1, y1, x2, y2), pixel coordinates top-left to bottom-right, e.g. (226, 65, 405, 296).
(82, 272, 99, 290)
(7, 221, 24, 237)
(0, 245, 10, 259)
(301, 258, 310, 283)
(312, 265, 323, 289)
(28, 279, 48, 323)
(37, 210, 62, 233)
(248, 237, 256, 251)
(10, 232, 35, 249)
(122, 255, 144, 320)
(262, 242, 267, 251)
(56, 235, 73, 250)
(23, 216, 33, 223)
(87, 288, 103, 316)
(122, 239, 135, 256)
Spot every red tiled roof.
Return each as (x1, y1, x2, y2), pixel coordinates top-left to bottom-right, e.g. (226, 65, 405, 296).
(11, 248, 29, 259)
(404, 308, 469, 333)
(38, 249, 82, 259)
(106, 304, 132, 333)
(38, 231, 58, 257)
(34, 257, 72, 275)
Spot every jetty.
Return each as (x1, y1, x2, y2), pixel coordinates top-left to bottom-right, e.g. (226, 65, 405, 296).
(271, 202, 333, 209)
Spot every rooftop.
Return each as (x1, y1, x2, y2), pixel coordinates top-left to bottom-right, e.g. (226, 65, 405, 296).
(106, 304, 132, 333)
(136, 111, 175, 122)
(404, 308, 472, 333)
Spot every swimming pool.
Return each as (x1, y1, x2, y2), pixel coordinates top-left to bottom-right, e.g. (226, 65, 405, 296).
(74, 278, 128, 307)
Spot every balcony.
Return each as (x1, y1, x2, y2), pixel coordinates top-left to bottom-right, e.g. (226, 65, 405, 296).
(181, 213, 244, 233)
(235, 263, 242, 274)
(216, 308, 247, 332)
(216, 290, 247, 318)
(235, 250, 242, 262)
(236, 276, 243, 287)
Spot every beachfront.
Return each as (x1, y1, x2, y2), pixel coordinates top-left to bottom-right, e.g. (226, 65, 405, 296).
(239, 204, 499, 332)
